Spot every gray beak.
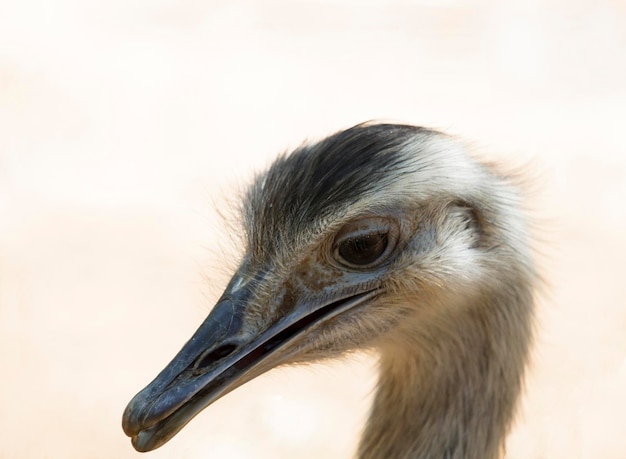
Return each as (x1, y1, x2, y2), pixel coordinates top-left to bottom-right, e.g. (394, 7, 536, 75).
(122, 275, 381, 452)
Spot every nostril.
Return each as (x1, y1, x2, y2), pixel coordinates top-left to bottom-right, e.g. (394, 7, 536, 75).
(193, 343, 238, 375)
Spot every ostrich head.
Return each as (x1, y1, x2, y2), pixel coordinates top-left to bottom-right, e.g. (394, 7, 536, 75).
(123, 123, 535, 458)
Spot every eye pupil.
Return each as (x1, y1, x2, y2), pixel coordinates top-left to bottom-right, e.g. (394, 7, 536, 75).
(338, 232, 388, 266)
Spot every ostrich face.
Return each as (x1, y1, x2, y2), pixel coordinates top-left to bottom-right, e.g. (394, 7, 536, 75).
(122, 124, 492, 452)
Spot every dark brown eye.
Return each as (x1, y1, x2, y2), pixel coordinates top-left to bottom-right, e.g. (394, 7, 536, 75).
(338, 233, 388, 266)
(333, 217, 399, 268)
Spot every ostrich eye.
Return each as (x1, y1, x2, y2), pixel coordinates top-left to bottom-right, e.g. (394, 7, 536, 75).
(339, 233, 388, 266)
(333, 217, 399, 268)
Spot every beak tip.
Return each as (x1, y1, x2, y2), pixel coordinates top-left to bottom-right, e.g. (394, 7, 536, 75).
(130, 426, 172, 453)
(130, 435, 152, 453)
(122, 392, 147, 437)
(130, 435, 150, 453)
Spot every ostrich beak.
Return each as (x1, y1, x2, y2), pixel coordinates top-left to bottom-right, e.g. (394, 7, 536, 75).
(122, 275, 381, 452)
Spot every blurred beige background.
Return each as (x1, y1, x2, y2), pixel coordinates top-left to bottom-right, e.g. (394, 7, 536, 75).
(1, 0, 625, 458)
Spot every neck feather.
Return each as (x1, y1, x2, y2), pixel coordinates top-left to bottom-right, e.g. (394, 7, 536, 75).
(358, 283, 534, 459)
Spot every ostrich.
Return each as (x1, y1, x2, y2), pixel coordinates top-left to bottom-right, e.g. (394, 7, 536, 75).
(122, 123, 535, 458)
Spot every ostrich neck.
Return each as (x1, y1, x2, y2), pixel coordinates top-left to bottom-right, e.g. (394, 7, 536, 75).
(358, 287, 533, 459)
